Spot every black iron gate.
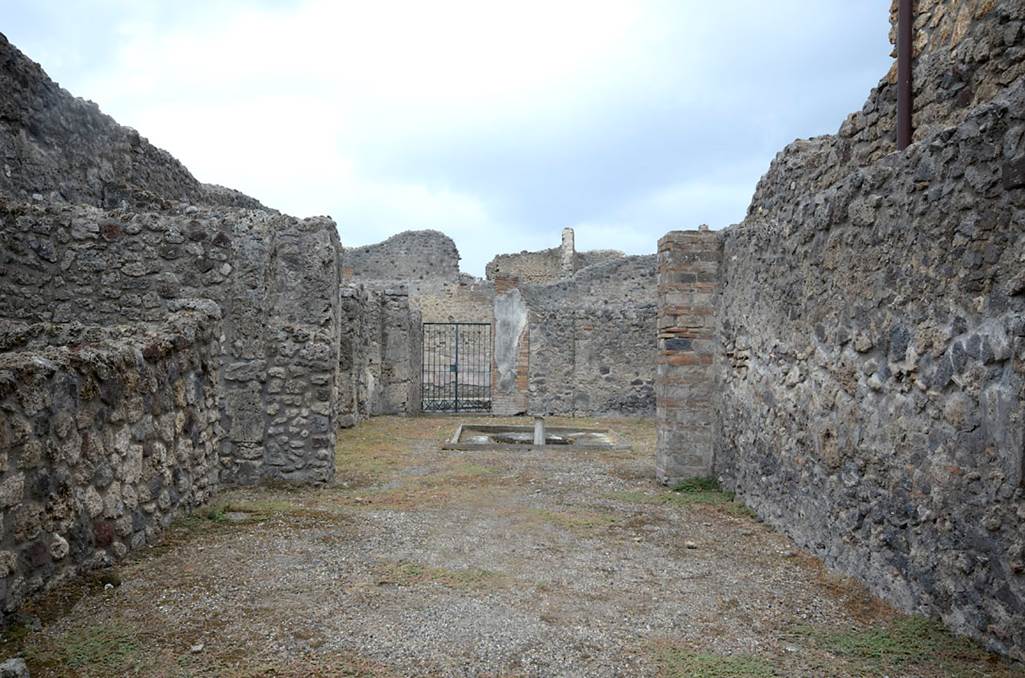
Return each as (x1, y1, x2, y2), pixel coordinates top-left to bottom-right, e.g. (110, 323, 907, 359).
(422, 323, 492, 412)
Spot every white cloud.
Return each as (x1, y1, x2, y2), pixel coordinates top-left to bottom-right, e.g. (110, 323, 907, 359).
(2, 0, 892, 275)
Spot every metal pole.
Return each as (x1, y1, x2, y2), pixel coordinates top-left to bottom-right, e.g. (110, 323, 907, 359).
(897, 0, 913, 150)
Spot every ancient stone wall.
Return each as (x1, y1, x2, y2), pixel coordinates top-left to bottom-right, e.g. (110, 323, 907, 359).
(574, 249, 626, 272)
(522, 256, 657, 416)
(411, 278, 495, 325)
(492, 277, 529, 415)
(374, 290, 422, 416)
(341, 230, 460, 283)
(256, 218, 341, 484)
(689, 0, 1025, 659)
(484, 228, 625, 284)
(345, 226, 653, 418)
(655, 230, 720, 485)
(337, 285, 422, 420)
(485, 247, 563, 284)
(768, 0, 1025, 206)
(0, 313, 222, 622)
(337, 285, 373, 428)
(0, 201, 343, 485)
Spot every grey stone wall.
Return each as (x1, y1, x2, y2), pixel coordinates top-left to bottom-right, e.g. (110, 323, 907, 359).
(341, 230, 460, 283)
(486, 247, 563, 284)
(0, 312, 222, 622)
(413, 278, 495, 324)
(484, 228, 625, 284)
(0, 201, 343, 485)
(493, 280, 529, 415)
(341, 226, 655, 418)
(256, 217, 341, 484)
(337, 285, 373, 427)
(336, 285, 422, 420)
(0, 30, 350, 629)
(522, 256, 657, 416)
(375, 290, 422, 416)
(698, 0, 1025, 660)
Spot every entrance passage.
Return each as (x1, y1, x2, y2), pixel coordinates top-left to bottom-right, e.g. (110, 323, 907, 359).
(422, 322, 492, 412)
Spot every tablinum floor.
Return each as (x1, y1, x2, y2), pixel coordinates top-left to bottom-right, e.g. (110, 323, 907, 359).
(10, 417, 1020, 677)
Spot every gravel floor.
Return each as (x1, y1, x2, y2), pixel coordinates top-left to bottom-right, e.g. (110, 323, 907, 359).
(8, 417, 1023, 677)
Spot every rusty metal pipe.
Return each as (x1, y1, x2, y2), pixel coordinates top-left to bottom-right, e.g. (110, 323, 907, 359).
(897, 0, 913, 150)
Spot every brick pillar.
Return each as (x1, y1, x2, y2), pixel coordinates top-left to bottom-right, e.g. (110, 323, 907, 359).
(656, 227, 721, 485)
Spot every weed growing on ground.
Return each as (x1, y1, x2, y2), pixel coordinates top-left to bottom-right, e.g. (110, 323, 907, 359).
(374, 560, 507, 590)
(26, 621, 142, 673)
(608, 477, 757, 518)
(526, 507, 620, 534)
(790, 615, 1023, 677)
(655, 647, 777, 677)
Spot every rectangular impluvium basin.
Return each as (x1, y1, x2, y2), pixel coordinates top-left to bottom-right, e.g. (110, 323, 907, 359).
(443, 416, 630, 451)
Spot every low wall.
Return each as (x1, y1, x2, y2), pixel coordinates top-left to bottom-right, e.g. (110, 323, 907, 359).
(0, 313, 222, 621)
(0, 201, 343, 485)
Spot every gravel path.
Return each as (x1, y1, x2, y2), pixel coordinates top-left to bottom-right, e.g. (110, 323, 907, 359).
(9, 417, 1022, 677)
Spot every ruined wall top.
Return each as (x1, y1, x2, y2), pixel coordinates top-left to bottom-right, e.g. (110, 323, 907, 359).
(744, 0, 1024, 226)
(484, 227, 625, 283)
(341, 229, 460, 283)
(0, 33, 263, 211)
(885, 0, 1025, 146)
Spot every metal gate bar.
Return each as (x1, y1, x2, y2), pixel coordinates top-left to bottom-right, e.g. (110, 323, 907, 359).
(422, 322, 492, 413)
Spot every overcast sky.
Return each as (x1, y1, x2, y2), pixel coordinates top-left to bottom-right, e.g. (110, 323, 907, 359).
(3, 1, 892, 275)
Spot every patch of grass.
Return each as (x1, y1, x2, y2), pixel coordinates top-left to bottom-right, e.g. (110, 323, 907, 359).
(672, 477, 722, 493)
(27, 621, 144, 673)
(410, 460, 503, 489)
(527, 508, 619, 534)
(791, 615, 1021, 677)
(656, 647, 777, 678)
(446, 461, 500, 477)
(670, 477, 755, 517)
(374, 560, 507, 590)
(191, 652, 398, 677)
(335, 416, 452, 486)
(608, 479, 757, 519)
(176, 499, 285, 533)
(608, 490, 663, 504)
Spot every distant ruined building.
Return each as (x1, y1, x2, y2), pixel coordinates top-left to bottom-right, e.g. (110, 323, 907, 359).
(341, 227, 656, 418)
